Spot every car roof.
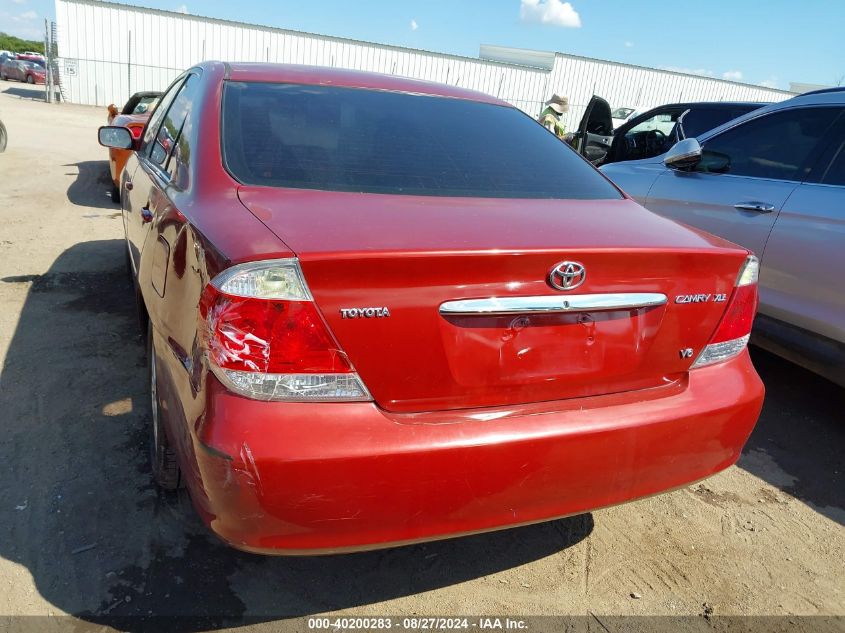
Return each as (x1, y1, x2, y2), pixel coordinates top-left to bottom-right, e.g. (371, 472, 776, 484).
(615, 100, 768, 136)
(213, 61, 509, 107)
(643, 101, 769, 112)
(697, 88, 845, 142)
(778, 87, 845, 105)
(796, 86, 845, 98)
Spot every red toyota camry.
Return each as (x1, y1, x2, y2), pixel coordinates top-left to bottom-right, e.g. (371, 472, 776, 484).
(98, 62, 764, 555)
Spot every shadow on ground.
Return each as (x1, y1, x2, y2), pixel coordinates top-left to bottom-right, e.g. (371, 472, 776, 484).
(741, 347, 844, 525)
(64, 160, 119, 210)
(0, 83, 49, 101)
(0, 239, 594, 631)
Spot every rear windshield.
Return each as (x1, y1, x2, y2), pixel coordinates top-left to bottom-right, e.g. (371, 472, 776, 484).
(222, 82, 621, 199)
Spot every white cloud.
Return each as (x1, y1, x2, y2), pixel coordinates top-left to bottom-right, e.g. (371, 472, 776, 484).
(663, 66, 715, 77)
(722, 70, 743, 81)
(520, 0, 581, 28)
(624, 41, 634, 48)
(17, 9, 37, 19)
(11, 0, 27, 4)
(410, 18, 418, 31)
(759, 78, 780, 89)
(176, 4, 188, 13)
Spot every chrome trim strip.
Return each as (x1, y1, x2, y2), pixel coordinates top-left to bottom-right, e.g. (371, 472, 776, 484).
(439, 293, 668, 316)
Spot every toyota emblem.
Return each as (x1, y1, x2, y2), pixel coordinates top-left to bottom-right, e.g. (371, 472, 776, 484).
(549, 261, 586, 291)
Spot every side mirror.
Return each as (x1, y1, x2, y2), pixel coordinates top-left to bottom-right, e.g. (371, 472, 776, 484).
(98, 126, 133, 150)
(663, 138, 701, 170)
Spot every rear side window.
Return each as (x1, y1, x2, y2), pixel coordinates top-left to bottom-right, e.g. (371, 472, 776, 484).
(817, 142, 845, 186)
(697, 107, 841, 181)
(222, 82, 621, 199)
(806, 112, 845, 187)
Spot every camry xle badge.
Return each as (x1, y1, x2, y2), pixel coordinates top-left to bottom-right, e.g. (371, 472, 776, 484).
(340, 307, 391, 319)
(675, 293, 728, 304)
(549, 261, 586, 291)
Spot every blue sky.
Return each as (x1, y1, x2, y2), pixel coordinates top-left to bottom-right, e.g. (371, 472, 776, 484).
(1, 0, 843, 90)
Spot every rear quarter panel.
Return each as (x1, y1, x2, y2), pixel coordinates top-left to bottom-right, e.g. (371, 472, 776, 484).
(134, 63, 297, 513)
(759, 182, 845, 342)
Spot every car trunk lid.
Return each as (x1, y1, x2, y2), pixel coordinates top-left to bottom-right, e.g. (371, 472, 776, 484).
(238, 187, 748, 412)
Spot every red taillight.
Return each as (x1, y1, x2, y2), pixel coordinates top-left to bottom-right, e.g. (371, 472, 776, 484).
(200, 287, 352, 375)
(127, 124, 144, 140)
(708, 283, 758, 344)
(199, 259, 370, 401)
(691, 255, 759, 369)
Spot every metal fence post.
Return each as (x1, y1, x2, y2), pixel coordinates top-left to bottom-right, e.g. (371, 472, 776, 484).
(44, 19, 51, 103)
(128, 30, 132, 95)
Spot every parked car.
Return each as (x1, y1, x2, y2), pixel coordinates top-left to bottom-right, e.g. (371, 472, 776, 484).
(103, 91, 162, 202)
(0, 59, 45, 84)
(601, 88, 845, 386)
(570, 97, 765, 166)
(98, 61, 764, 555)
(611, 105, 644, 130)
(0, 51, 15, 67)
(16, 53, 45, 64)
(603, 101, 768, 165)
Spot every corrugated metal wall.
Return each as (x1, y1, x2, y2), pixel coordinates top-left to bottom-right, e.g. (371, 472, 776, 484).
(55, 0, 793, 122)
(548, 54, 793, 129)
(54, 0, 550, 111)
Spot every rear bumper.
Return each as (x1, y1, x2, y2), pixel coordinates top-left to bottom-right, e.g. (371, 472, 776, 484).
(189, 352, 764, 554)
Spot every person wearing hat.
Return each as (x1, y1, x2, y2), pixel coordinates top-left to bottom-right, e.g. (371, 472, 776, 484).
(539, 94, 569, 139)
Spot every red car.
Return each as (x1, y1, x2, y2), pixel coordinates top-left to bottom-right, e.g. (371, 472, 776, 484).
(98, 62, 764, 555)
(0, 59, 45, 84)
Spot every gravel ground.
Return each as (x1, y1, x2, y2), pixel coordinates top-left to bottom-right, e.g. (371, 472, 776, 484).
(0, 84, 842, 632)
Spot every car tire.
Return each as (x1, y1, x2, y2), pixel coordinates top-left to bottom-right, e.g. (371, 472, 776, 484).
(26, 75, 34, 84)
(148, 321, 181, 491)
(111, 182, 121, 204)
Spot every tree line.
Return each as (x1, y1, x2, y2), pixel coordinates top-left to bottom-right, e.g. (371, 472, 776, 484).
(0, 32, 45, 54)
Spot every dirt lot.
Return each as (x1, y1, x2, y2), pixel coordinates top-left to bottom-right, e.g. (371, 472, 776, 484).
(0, 84, 843, 631)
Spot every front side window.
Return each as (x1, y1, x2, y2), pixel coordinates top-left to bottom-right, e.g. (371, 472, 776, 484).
(141, 76, 184, 153)
(150, 74, 199, 169)
(697, 107, 841, 181)
(680, 107, 761, 139)
(221, 82, 622, 200)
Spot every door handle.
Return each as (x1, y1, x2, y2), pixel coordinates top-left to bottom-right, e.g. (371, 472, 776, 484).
(734, 201, 775, 213)
(141, 206, 153, 223)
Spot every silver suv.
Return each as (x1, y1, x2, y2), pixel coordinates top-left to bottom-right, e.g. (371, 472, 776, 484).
(601, 88, 845, 386)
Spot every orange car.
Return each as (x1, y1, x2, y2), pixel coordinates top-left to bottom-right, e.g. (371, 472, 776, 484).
(105, 91, 161, 202)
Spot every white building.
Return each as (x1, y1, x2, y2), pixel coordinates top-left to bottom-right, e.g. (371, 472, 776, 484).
(54, 0, 794, 127)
